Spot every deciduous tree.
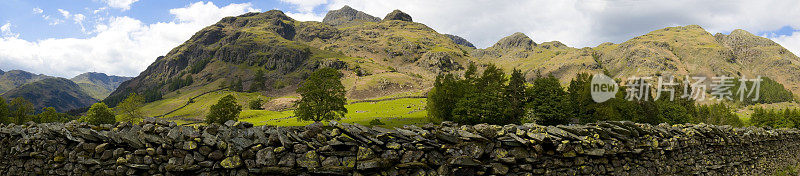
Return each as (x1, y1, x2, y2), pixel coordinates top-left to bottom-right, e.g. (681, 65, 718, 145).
(296, 67, 347, 122)
(206, 95, 242, 124)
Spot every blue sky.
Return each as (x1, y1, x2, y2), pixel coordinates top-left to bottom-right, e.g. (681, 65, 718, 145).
(0, 0, 799, 78)
(0, 0, 292, 41)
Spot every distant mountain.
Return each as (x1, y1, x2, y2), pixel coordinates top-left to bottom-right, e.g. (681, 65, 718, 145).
(1, 78, 97, 112)
(0, 70, 52, 94)
(71, 72, 132, 100)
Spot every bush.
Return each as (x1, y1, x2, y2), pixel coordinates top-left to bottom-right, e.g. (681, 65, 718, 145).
(190, 59, 209, 74)
(82, 103, 116, 125)
(249, 70, 267, 92)
(249, 98, 264, 110)
(35, 107, 68, 123)
(206, 95, 242, 124)
(272, 80, 287, 90)
(369, 119, 385, 126)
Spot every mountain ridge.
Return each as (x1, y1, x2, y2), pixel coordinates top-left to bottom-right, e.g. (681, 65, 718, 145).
(0, 70, 52, 94)
(71, 72, 133, 100)
(0, 70, 130, 112)
(1, 77, 97, 112)
(106, 6, 800, 112)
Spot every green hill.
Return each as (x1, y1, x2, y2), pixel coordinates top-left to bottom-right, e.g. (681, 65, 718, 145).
(106, 8, 471, 107)
(0, 70, 51, 94)
(1, 78, 97, 112)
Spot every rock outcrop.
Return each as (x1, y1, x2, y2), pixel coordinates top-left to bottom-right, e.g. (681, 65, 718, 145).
(383, 10, 413, 22)
(492, 32, 536, 50)
(444, 34, 476, 48)
(322, 5, 381, 26)
(1, 119, 799, 175)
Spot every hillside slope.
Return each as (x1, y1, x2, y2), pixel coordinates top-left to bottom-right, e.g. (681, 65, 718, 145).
(107, 8, 471, 106)
(1, 78, 97, 112)
(0, 70, 51, 94)
(595, 25, 800, 93)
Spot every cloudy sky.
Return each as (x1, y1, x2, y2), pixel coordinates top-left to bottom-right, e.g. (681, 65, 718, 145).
(0, 0, 798, 78)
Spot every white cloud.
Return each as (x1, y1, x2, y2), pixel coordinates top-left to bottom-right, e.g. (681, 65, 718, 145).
(58, 9, 70, 18)
(170, 2, 258, 24)
(102, 0, 140, 11)
(73, 14, 86, 24)
(281, 0, 328, 13)
(0, 2, 259, 77)
(48, 19, 64, 26)
(280, 0, 328, 21)
(32, 8, 43, 14)
(93, 7, 108, 14)
(770, 32, 800, 56)
(51, 8, 87, 30)
(1, 23, 18, 38)
(284, 11, 325, 21)
(281, 0, 800, 49)
(73, 14, 87, 33)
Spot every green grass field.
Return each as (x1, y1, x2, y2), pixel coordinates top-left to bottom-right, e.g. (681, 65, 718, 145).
(139, 81, 430, 127)
(140, 80, 267, 122)
(240, 98, 429, 127)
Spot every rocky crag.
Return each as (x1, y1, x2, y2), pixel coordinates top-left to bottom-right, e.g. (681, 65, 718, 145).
(1, 119, 799, 175)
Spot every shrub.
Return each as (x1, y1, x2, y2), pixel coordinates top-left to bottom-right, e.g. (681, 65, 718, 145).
(369, 119, 385, 126)
(249, 98, 264, 110)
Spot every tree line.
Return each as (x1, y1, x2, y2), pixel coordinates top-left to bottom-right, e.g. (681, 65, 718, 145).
(427, 63, 751, 127)
(0, 93, 147, 126)
(0, 97, 72, 124)
(750, 107, 800, 129)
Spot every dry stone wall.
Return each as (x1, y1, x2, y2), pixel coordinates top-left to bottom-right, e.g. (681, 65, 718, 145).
(1, 119, 799, 175)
